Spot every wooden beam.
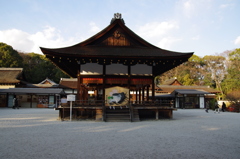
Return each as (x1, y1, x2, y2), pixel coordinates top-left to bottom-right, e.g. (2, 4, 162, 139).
(102, 64, 106, 101)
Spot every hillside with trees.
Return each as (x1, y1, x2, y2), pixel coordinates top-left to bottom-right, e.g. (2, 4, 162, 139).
(0, 42, 69, 83)
(1, 42, 240, 101)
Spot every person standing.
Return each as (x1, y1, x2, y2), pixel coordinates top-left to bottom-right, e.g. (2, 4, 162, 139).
(222, 102, 226, 112)
(214, 102, 219, 113)
(12, 97, 19, 109)
(205, 101, 209, 113)
(12, 97, 16, 109)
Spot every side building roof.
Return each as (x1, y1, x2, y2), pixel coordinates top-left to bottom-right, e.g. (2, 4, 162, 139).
(156, 85, 220, 94)
(0, 68, 24, 84)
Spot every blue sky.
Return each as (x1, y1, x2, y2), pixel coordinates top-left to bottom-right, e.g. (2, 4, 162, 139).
(0, 0, 240, 57)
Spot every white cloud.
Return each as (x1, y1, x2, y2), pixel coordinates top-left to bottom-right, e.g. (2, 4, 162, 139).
(219, 3, 234, 9)
(137, 21, 179, 38)
(157, 37, 182, 49)
(191, 35, 200, 40)
(89, 22, 100, 33)
(136, 21, 180, 49)
(234, 36, 240, 45)
(179, 0, 212, 18)
(182, 0, 195, 18)
(184, 0, 192, 10)
(0, 26, 78, 54)
(0, 29, 34, 52)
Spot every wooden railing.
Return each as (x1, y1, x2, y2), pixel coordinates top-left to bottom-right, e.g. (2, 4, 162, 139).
(58, 100, 174, 108)
(130, 100, 174, 107)
(73, 100, 105, 107)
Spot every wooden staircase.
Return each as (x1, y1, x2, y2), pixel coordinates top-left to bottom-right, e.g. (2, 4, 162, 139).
(105, 106, 140, 122)
(105, 107, 130, 121)
(105, 107, 130, 122)
(132, 109, 140, 122)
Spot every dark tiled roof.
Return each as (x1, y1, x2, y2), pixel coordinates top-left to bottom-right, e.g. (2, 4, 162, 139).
(41, 46, 193, 58)
(26, 84, 59, 88)
(40, 17, 193, 78)
(172, 89, 210, 95)
(0, 88, 64, 94)
(0, 68, 23, 84)
(156, 85, 220, 94)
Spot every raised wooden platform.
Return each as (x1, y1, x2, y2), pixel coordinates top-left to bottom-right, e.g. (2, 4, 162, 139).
(56, 102, 175, 122)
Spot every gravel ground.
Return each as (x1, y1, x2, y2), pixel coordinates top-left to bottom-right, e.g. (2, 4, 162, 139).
(0, 108, 239, 159)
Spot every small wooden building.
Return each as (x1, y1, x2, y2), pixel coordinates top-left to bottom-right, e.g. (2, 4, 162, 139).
(0, 68, 27, 107)
(0, 73, 63, 108)
(40, 13, 194, 121)
(155, 78, 220, 109)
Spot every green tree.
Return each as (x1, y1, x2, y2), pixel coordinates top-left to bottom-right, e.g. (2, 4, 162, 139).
(180, 74, 195, 86)
(222, 48, 240, 94)
(160, 55, 205, 86)
(202, 55, 226, 98)
(0, 42, 23, 67)
(19, 52, 69, 83)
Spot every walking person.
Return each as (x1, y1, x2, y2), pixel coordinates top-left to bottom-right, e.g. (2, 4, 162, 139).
(214, 102, 219, 113)
(12, 97, 19, 109)
(205, 101, 209, 113)
(222, 102, 226, 112)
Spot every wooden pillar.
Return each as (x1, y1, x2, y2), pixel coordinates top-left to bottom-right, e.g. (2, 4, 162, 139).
(128, 65, 131, 103)
(77, 63, 81, 100)
(135, 89, 138, 103)
(183, 95, 186, 109)
(138, 88, 141, 103)
(80, 78, 83, 101)
(146, 85, 149, 101)
(95, 89, 98, 100)
(152, 64, 156, 101)
(155, 110, 159, 120)
(30, 94, 33, 108)
(102, 64, 106, 101)
(152, 76, 155, 101)
(142, 86, 145, 102)
(83, 86, 88, 101)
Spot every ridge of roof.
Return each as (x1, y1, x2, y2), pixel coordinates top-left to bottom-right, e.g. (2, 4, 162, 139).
(0, 68, 23, 71)
(38, 77, 57, 85)
(162, 77, 182, 85)
(60, 78, 77, 81)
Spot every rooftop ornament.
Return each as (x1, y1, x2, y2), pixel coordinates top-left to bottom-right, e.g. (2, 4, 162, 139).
(111, 13, 125, 24)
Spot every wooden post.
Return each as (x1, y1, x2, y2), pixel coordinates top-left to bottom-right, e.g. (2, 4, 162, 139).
(102, 64, 106, 121)
(156, 110, 159, 120)
(30, 94, 33, 108)
(77, 69, 81, 100)
(138, 88, 141, 104)
(152, 76, 155, 101)
(135, 89, 138, 103)
(146, 85, 149, 101)
(130, 104, 133, 122)
(128, 65, 131, 103)
(102, 64, 106, 101)
(142, 86, 145, 102)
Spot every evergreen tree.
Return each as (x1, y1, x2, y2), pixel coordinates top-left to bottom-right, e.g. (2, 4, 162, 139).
(0, 42, 23, 67)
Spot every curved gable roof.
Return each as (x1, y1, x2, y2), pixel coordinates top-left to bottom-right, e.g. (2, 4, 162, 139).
(40, 17, 193, 58)
(74, 18, 158, 48)
(40, 14, 193, 77)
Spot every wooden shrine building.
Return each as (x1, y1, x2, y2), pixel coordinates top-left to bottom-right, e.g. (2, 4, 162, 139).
(40, 13, 193, 121)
